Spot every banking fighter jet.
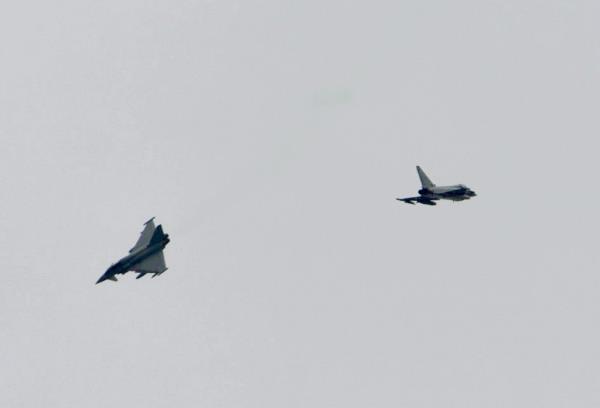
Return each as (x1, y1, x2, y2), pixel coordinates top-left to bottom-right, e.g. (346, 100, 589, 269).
(397, 166, 476, 206)
(96, 217, 170, 284)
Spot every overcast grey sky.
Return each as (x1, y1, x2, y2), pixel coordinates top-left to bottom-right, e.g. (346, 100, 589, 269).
(1, 1, 600, 407)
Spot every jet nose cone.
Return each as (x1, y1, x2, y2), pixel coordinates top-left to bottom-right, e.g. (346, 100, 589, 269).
(96, 272, 110, 284)
(96, 276, 105, 284)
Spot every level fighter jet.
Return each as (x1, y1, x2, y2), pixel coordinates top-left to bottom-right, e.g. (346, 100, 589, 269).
(397, 166, 476, 206)
(96, 218, 170, 284)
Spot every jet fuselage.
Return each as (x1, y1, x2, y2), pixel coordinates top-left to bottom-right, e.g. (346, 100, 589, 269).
(96, 235, 170, 284)
(419, 184, 476, 201)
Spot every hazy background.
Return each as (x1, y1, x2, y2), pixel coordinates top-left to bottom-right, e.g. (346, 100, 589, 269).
(1, 1, 599, 406)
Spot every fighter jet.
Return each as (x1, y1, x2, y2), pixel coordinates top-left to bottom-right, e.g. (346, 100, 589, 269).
(397, 166, 476, 206)
(96, 217, 170, 284)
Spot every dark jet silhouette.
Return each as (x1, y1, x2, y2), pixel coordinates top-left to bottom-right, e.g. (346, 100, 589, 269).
(397, 166, 476, 206)
(96, 218, 170, 284)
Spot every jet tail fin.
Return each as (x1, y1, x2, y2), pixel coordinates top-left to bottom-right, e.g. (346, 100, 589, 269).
(149, 225, 166, 246)
(417, 166, 435, 189)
